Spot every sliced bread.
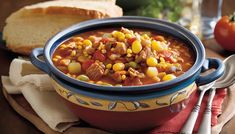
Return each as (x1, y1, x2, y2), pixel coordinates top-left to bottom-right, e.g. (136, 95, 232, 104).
(3, 0, 122, 55)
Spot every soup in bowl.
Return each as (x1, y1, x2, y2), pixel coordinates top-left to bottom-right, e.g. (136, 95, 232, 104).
(52, 27, 195, 87)
(30, 17, 224, 132)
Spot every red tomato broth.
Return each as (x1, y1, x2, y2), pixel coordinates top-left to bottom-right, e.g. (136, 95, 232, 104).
(52, 27, 195, 86)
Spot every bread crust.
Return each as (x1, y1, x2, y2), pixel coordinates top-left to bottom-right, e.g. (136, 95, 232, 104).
(23, 0, 122, 18)
(3, 0, 123, 55)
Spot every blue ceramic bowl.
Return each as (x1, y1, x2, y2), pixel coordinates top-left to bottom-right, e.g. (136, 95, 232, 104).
(30, 16, 224, 93)
(30, 16, 224, 132)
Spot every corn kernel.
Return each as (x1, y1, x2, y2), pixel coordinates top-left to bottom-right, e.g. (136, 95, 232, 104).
(146, 57, 158, 67)
(96, 81, 103, 85)
(112, 63, 125, 72)
(152, 40, 166, 52)
(125, 33, 132, 39)
(77, 45, 82, 49)
(160, 57, 165, 63)
(146, 67, 158, 78)
(121, 75, 126, 80)
(157, 72, 166, 78)
(60, 59, 71, 66)
(162, 74, 176, 81)
(115, 84, 122, 87)
(152, 76, 161, 82)
(60, 44, 67, 49)
(77, 75, 89, 82)
(101, 49, 107, 54)
(77, 55, 87, 62)
(127, 53, 132, 57)
(88, 80, 95, 84)
(98, 43, 105, 50)
(127, 48, 132, 54)
(83, 51, 88, 57)
(74, 37, 84, 42)
(52, 58, 59, 62)
(132, 40, 142, 54)
(55, 55, 62, 59)
(141, 34, 150, 40)
(83, 39, 92, 46)
(68, 62, 81, 74)
(70, 50, 76, 57)
(106, 64, 112, 69)
(102, 83, 113, 86)
(112, 31, 125, 41)
(88, 36, 96, 42)
(112, 31, 118, 36)
(104, 69, 109, 75)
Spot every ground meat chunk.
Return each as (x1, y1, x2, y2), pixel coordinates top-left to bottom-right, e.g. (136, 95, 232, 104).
(124, 77, 143, 86)
(121, 27, 132, 34)
(86, 63, 104, 80)
(114, 42, 127, 55)
(84, 46, 95, 54)
(144, 47, 152, 58)
(111, 72, 122, 82)
(128, 68, 145, 78)
(136, 47, 153, 63)
(135, 49, 147, 63)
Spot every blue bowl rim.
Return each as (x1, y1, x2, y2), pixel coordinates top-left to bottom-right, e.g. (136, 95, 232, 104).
(43, 16, 205, 92)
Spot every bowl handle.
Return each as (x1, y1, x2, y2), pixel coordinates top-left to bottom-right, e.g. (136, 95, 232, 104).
(196, 58, 224, 86)
(30, 48, 50, 74)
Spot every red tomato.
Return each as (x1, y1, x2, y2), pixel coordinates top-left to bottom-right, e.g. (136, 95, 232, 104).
(82, 60, 94, 71)
(159, 50, 172, 62)
(214, 14, 235, 51)
(100, 38, 110, 44)
(127, 37, 136, 45)
(93, 50, 106, 62)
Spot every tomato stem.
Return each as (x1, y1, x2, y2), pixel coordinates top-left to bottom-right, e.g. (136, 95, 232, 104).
(230, 12, 235, 22)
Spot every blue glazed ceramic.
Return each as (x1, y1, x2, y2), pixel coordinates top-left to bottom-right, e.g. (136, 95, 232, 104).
(30, 16, 224, 93)
(30, 16, 225, 132)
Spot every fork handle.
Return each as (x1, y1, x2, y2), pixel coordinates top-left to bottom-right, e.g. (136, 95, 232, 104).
(180, 90, 207, 134)
(180, 104, 200, 134)
(198, 89, 216, 134)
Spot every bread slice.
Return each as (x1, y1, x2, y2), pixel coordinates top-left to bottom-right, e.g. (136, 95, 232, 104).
(3, 0, 122, 55)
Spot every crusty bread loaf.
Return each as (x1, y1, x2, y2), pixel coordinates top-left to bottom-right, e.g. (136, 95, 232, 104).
(3, 0, 122, 55)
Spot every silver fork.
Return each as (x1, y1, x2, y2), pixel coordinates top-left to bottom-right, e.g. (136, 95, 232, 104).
(180, 81, 215, 134)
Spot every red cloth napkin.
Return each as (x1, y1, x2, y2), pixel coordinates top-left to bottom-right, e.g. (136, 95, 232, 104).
(149, 88, 227, 134)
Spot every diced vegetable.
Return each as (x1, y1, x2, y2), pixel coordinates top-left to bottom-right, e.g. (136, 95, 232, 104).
(77, 55, 88, 63)
(113, 63, 125, 72)
(93, 50, 106, 62)
(68, 62, 81, 74)
(152, 40, 166, 52)
(125, 33, 133, 39)
(146, 57, 158, 67)
(77, 75, 90, 81)
(82, 60, 95, 71)
(60, 59, 71, 66)
(112, 31, 125, 41)
(83, 39, 92, 46)
(132, 40, 142, 54)
(146, 67, 158, 77)
(106, 64, 112, 69)
(129, 61, 138, 68)
(162, 74, 176, 81)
